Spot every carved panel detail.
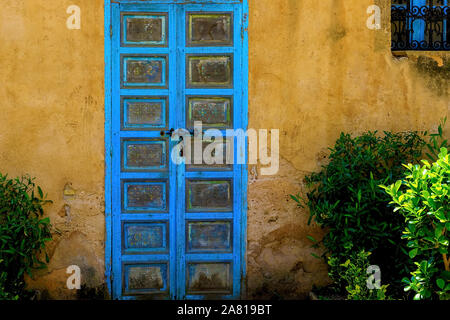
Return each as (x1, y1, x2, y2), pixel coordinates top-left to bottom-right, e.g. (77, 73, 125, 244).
(187, 221, 232, 252)
(122, 13, 168, 46)
(124, 264, 168, 294)
(187, 55, 232, 88)
(122, 97, 167, 130)
(187, 180, 232, 212)
(187, 13, 232, 46)
(122, 56, 167, 88)
(122, 139, 167, 171)
(123, 181, 167, 213)
(187, 263, 232, 294)
(187, 97, 232, 128)
(124, 222, 168, 253)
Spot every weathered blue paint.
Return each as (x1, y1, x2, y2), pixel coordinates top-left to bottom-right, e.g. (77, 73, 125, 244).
(104, 0, 113, 297)
(187, 221, 232, 252)
(186, 180, 233, 212)
(121, 55, 168, 88)
(123, 181, 168, 212)
(122, 97, 167, 130)
(123, 263, 169, 295)
(187, 96, 232, 128)
(105, 0, 248, 300)
(122, 139, 167, 171)
(122, 13, 168, 47)
(187, 262, 232, 294)
(240, 0, 249, 299)
(123, 222, 168, 253)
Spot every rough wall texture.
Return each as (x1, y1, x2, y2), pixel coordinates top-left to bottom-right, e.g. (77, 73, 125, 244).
(0, 0, 448, 299)
(0, 0, 105, 299)
(245, 0, 449, 299)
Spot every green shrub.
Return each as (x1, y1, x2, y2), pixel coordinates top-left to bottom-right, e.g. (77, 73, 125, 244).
(292, 130, 428, 298)
(332, 250, 389, 300)
(382, 147, 450, 300)
(0, 174, 52, 300)
(0, 262, 18, 300)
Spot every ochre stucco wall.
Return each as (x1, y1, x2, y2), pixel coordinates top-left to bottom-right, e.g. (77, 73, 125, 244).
(0, 0, 105, 299)
(0, 0, 448, 299)
(245, 0, 450, 299)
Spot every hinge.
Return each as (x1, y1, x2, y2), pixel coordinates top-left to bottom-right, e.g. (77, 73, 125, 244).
(110, 25, 113, 38)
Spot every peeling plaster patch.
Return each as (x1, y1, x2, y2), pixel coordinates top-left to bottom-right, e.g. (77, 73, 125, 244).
(249, 165, 258, 183)
(57, 204, 71, 224)
(247, 157, 330, 299)
(430, 56, 444, 67)
(63, 183, 76, 199)
(64, 204, 71, 224)
(413, 55, 450, 96)
(26, 231, 104, 299)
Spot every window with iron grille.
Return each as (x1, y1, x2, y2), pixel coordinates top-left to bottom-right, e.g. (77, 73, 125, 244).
(392, 0, 449, 50)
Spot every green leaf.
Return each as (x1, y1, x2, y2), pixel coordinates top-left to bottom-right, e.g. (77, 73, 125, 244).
(290, 194, 299, 203)
(39, 217, 50, 224)
(394, 180, 402, 193)
(37, 186, 43, 198)
(437, 278, 445, 289)
(340, 259, 350, 268)
(310, 253, 320, 259)
(409, 249, 418, 259)
(0, 174, 52, 298)
(401, 277, 411, 285)
(435, 210, 446, 221)
(435, 225, 444, 238)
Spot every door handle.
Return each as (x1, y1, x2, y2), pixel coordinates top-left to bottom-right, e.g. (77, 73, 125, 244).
(160, 128, 175, 137)
(160, 128, 198, 138)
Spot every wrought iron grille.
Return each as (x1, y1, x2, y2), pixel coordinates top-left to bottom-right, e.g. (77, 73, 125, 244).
(392, 0, 450, 50)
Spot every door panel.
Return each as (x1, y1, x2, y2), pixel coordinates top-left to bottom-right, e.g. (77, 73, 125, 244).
(186, 54, 233, 88)
(121, 12, 168, 47)
(108, 0, 246, 300)
(186, 12, 233, 46)
(121, 96, 168, 130)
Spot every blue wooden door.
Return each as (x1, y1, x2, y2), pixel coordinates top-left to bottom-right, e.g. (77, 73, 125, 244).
(105, 0, 248, 300)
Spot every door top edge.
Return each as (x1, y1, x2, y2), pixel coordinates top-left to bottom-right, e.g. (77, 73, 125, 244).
(109, 0, 243, 4)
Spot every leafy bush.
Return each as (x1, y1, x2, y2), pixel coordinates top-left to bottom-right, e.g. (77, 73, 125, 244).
(331, 250, 389, 300)
(382, 147, 450, 300)
(0, 174, 52, 300)
(0, 262, 18, 300)
(292, 130, 428, 298)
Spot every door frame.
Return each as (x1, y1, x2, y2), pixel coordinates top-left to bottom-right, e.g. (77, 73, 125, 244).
(104, 0, 249, 299)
